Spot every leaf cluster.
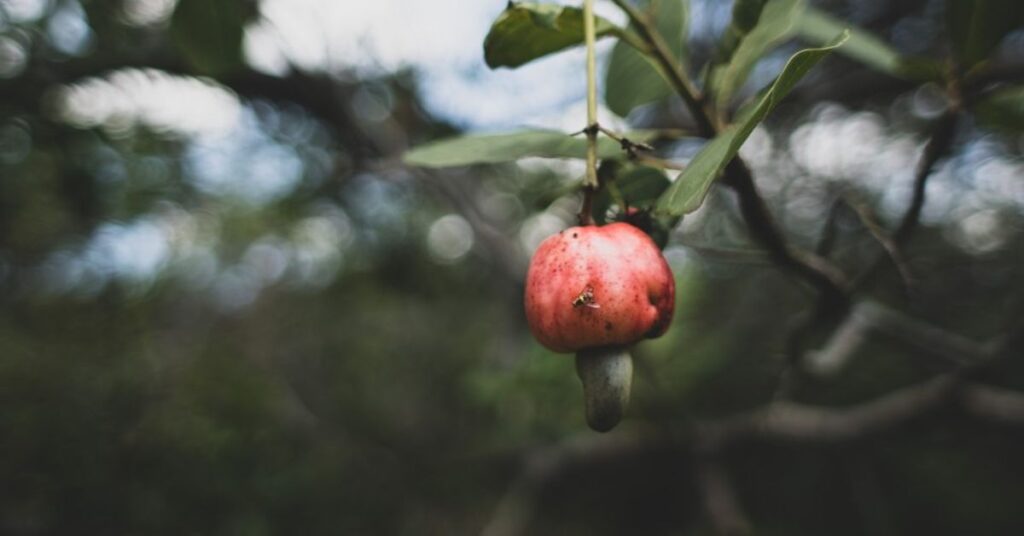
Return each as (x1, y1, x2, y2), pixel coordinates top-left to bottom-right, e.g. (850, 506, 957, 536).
(405, 0, 1024, 221)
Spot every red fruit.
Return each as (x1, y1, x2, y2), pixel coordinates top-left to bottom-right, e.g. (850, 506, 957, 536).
(524, 222, 675, 353)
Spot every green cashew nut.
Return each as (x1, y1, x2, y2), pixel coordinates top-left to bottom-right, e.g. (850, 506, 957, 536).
(575, 346, 633, 432)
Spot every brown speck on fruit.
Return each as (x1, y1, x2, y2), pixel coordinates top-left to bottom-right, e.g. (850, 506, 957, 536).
(605, 321, 613, 331)
(573, 232, 578, 238)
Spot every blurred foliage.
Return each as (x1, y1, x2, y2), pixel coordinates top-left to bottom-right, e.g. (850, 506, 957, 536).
(0, 0, 1023, 535)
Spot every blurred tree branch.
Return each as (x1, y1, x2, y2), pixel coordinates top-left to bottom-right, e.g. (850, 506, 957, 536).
(806, 299, 1003, 376)
(840, 193, 915, 296)
(488, 297, 1021, 533)
(852, 105, 961, 293)
(782, 104, 962, 397)
(487, 369, 1024, 534)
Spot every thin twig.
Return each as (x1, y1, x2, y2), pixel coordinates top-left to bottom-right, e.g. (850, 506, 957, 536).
(597, 125, 655, 156)
(894, 111, 959, 243)
(852, 110, 960, 292)
(815, 196, 844, 257)
(841, 193, 915, 295)
(594, 125, 687, 170)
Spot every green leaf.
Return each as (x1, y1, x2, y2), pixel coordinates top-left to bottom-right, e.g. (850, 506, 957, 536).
(592, 164, 671, 223)
(616, 165, 672, 204)
(947, 0, 1024, 68)
(170, 0, 256, 76)
(656, 32, 849, 216)
(707, 0, 806, 109)
(484, 2, 621, 69)
(797, 7, 942, 80)
(974, 85, 1024, 133)
(713, 0, 771, 64)
(604, 0, 688, 117)
(403, 130, 656, 168)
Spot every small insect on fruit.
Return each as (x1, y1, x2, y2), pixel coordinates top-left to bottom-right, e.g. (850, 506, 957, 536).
(571, 285, 600, 309)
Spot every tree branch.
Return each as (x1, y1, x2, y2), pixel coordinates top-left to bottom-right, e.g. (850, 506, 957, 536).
(485, 372, 1024, 533)
(841, 193, 915, 295)
(699, 375, 960, 446)
(610, 0, 850, 309)
(609, 0, 715, 136)
(722, 159, 851, 308)
(852, 110, 960, 291)
(806, 299, 998, 377)
(962, 384, 1024, 425)
(488, 288, 1019, 532)
(893, 111, 959, 244)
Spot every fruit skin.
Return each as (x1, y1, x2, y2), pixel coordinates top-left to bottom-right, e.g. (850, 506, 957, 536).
(524, 222, 675, 353)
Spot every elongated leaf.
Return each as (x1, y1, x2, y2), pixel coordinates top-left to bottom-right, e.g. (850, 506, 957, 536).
(947, 0, 1024, 68)
(404, 130, 656, 168)
(604, 0, 688, 117)
(484, 3, 621, 69)
(975, 85, 1024, 133)
(797, 7, 942, 80)
(707, 0, 805, 108)
(656, 32, 849, 216)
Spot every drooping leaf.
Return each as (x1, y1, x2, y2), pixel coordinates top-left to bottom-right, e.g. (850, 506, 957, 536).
(797, 6, 942, 80)
(946, 0, 1024, 68)
(707, 0, 806, 109)
(604, 0, 688, 117)
(974, 85, 1024, 133)
(403, 130, 656, 168)
(484, 3, 621, 69)
(170, 0, 256, 76)
(605, 46, 669, 118)
(656, 32, 849, 216)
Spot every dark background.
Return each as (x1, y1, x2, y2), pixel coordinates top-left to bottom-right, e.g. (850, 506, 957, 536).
(1, 0, 1023, 534)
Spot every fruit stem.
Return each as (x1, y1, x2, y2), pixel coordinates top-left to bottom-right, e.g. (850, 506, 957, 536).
(575, 346, 633, 432)
(582, 0, 598, 190)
